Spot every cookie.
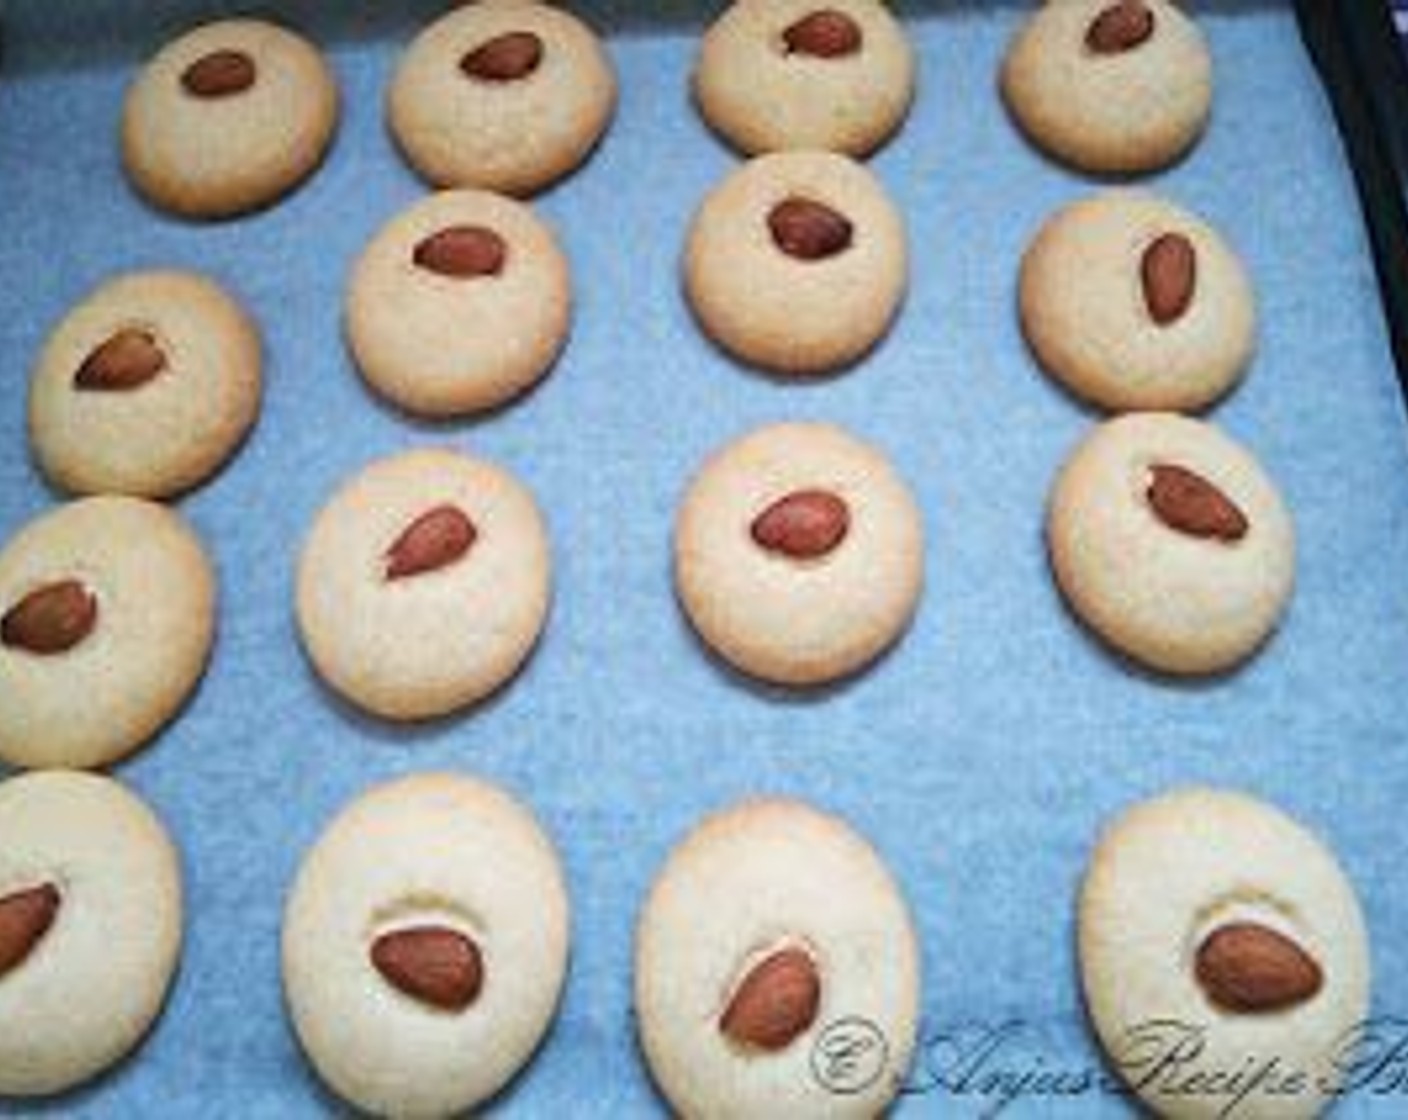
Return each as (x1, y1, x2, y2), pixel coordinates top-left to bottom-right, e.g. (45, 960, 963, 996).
(1020, 192, 1256, 413)
(387, 0, 616, 195)
(635, 798, 920, 1118)
(1001, 0, 1212, 174)
(1080, 787, 1370, 1120)
(685, 151, 907, 375)
(345, 190, 571, 418)
(122, 19, 339, 218)
(283, 772, 569, 1115)
(1047, 414, 1294, 675)
(693, 0, 916, 157)
(295, 448, 551, 721)
(29, 270, 262, 498)
(675, 422, 923, 686)
(0, 497, 216, 770)
(0, 770, 183, 1097)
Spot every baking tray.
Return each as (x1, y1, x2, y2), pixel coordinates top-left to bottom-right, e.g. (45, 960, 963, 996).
(2, 1, 1407, 1116)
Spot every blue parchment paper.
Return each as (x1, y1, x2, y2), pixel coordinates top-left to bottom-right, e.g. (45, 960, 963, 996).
(1, 2, 1406, 1116)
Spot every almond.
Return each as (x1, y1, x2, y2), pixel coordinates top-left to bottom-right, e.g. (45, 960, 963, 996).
(384, 506, 477, 581)
(720, 946, 821, 1051)
(1, 580, 98, 655)
(1146, 464, 1249, 542)
(460, 31, 544, 82)
(751, 489, 850, 558)
(1195, 921, 1324, 1013)
(1086, 0, 1155, 54)
(74, 328, 167, 391)
(413, 226, 508, 279)
(1141, 233, 1198, 326)
(371, 925, 483, 1011)
(768, 198, 854, 261)
(181, 49, 257, 97)
(0, 883, 61, 978)
(783, 10, 863, 58)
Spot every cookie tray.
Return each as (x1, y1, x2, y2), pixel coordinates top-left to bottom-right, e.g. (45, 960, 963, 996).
(3, 1, 1408, 1116)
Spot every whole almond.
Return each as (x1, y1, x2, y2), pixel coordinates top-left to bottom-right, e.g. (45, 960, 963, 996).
(768, 198, 854, 261)
(1141, 233, 1197, 326)
(783, 10, 863, 58)
(1, 580, 98, 655)
(720, 946, 821, 1051)
(1147, 464, 1249, 542)
(74, 328, 167, 391)
(0, 883, 61, 978)
(1195, 922, 1324, 1013)
(371, 925, 484, 1011)
(413, 226, 508, 279)
(385, 505, 478, 581)
(181, 49, 257, 97)
(460, 31, 544, 82)
(751, 489, 851, 558)
(1086, 0, 1155, 54)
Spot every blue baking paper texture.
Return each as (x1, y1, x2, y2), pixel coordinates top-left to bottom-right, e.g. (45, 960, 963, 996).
(1, 1, 1407, 1116)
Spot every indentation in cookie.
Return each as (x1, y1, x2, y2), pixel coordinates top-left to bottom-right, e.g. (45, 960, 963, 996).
(0, 882, 62, 978)
(750, 489, 851, 559)
(767, 197, 854, 260)
(1145, 464, 1248, 542)
(181, 49, 257, 98)
(412, 226, 509, 279)
(384, 505, 479, 581)
(781, 10, 863, 59)
(719, 943, 822, 1052)
(0, 580, 99, 655)
(74, 327, 168, 392)
(459, 31, 544, 82)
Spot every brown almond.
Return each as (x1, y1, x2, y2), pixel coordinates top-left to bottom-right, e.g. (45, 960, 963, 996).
(385, 505, 478, 581)
(181, 49, 257, 98)
(751, 489, 851, 559)
(1086, 0, 1155, 54)
(460, 31, 544, 82)
(720, 946, 821, 1051)
(1, 580, 98, 655)
(412, 226, 508, 279)
(1147, 464, 1249, 542)
(0, 883, 61, 978)
(783, 10, 863, 58)
(1195, 922, 1324, 1013)
(74, 328, 167, 391)
(371, 926, 483, 1011)
(1141, 233, 1198, 326)
(768, 198, 854, 261)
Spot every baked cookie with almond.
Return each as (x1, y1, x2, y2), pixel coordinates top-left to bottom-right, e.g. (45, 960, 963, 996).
(295, 448, 551, 721)
(1001, 0, 1212, 174)
(1047, 413, 1294, 675)
(693, 0, 916, 157)
(674, 422, 923, 686)
(1020, 192, 1255, 412)
(30, 270, 262, 498)
(283, 772, 570, 1115)
(0, 497, 216, 769)
(635, 798, 920, 1118)
(122, 19, 339, 218)
(345, 190, 570, 417)
(0, 770, 183, 1097)
(685, 150, 907, 375)
(1080, 787, 1371, 1119)
(387, 0, 616, 194)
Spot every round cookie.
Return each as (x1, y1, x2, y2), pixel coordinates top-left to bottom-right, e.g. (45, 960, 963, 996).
(387, 0, 617, 195)
(122, 19, 339, 218)
(29, 270, 262, 498)
(1047, 413, 1294, 675)
(295, 448, 551, 721)
(635, 798, 920, 1118)
(1080, 787, 1370, 1120)
(674, 422, 923, 686)
(1001, 0, 1212, 174)
(693, 0, 916, 157)
(283, 772, 570, 1116)
(0, 770, 183, 1097)
(685, 151, 907, 375)
(345, 190, 571, 417)
(0, 497, 216, 770)
(1020, 192, 1256, 413)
